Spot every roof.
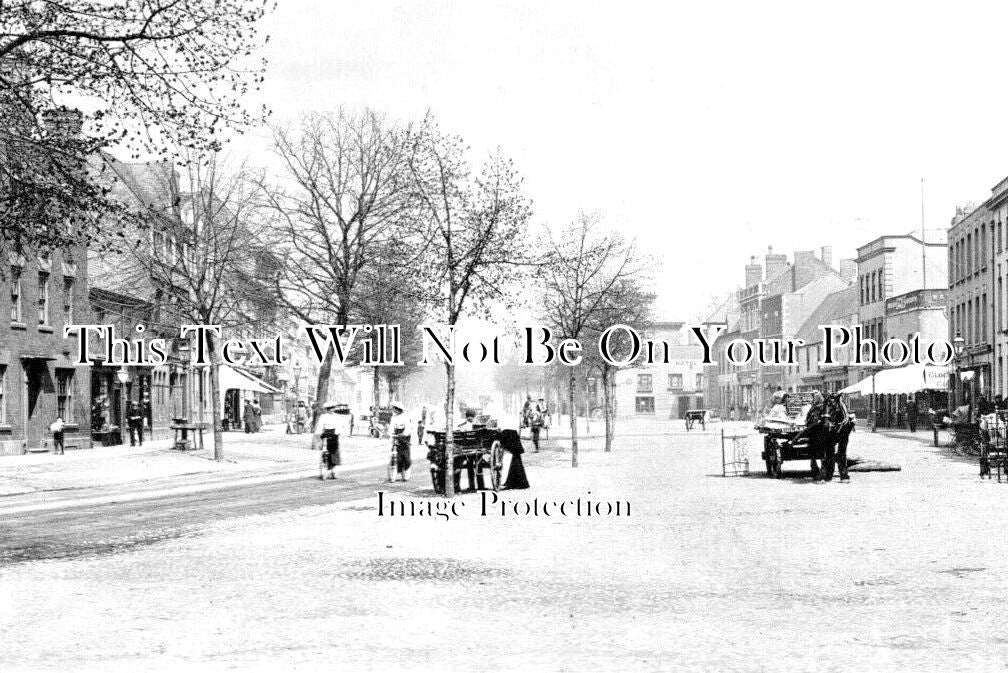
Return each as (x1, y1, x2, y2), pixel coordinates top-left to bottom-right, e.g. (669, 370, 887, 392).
(102, 154, 177, 214)
(794, 285, 858, 345)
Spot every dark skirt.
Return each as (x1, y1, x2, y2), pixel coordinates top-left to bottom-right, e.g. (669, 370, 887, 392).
(500, 429, 529, 489)
(393, 434, 412, 470)
(322, 431, 341, 468)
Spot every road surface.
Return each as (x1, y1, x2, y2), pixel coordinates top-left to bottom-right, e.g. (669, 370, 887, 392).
(0, 462, 418, 566)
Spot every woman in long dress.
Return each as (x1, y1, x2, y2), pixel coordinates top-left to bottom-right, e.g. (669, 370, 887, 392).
(501, 429, 529, 489)
(315, 401, 350, 479)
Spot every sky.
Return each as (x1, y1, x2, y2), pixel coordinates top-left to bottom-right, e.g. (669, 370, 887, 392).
(241, 0, 1008, 320)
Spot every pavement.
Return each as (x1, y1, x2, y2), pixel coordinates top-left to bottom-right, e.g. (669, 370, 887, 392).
(0, 424, 391, 513)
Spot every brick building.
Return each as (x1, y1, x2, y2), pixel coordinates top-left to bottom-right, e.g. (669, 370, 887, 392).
(0, 246, 92, 454)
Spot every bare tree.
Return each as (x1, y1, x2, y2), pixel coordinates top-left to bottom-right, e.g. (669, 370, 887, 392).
(540, 213, 645, 467)
(92, 152, 272, 461)
(584, 283, 653, 452)
(0, 0, 272, 250)
(407, 116, 532, 497)
(263, 109, 412, 422)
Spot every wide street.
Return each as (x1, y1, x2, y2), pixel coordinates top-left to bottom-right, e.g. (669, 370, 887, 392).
(2, 423, 1008, 672)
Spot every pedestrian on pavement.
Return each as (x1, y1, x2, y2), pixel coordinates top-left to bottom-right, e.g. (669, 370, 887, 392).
(416, 404, 428, 446)
(907, 395, 918, 433)
(250, 399, 261, 432)
(315, 401, 351, 479)
(243, 400, 253, 433)
(389, 419, 412, 482)
(50, 417, 65, 455)
(127, 400, 144, 446)
(521, 394, 532, 430)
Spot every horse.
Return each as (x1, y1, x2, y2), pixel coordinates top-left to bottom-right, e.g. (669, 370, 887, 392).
(821, 393, 854, 481)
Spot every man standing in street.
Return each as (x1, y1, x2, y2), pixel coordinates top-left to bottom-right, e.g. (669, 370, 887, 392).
(127, 400, 144, 446)
(529, 396, 548, 453)
(907, 395, 918, 433)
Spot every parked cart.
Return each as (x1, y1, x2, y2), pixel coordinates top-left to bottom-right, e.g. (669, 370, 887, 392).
(755, 392, 816, 478)
(427, 428, 511, 494)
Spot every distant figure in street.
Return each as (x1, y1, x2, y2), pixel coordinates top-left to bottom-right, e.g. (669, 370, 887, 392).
(315, 401, 351, 479)
(253, 399, 263, 432)
(127, 400, 144, 446)
(243, 400, 253, 433)
(529, 397, 548, 453)
(456, 407, 477, 431)
(295, 402, 308, 434)
(521, 394, 533, 429)
(388, 420, 412, 482)
(416, 404, 428, 446)
(906, 395, 918, 433)
(50, 417, 65, 455)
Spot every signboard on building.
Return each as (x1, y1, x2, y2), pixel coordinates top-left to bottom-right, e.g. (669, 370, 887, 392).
(885, 289, 947, 316)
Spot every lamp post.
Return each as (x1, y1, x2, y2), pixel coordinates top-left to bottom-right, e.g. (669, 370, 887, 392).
(116, 366, 129, 445)
(953, 332, 966, 410)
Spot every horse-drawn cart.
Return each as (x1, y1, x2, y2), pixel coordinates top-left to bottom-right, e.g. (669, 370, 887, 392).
(427, 428, 510, 494)
(756, 392, 817, 478)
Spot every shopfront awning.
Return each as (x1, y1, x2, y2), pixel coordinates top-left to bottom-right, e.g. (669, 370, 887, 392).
(840, 364, 949, 395)
(218, 364, 280, 394)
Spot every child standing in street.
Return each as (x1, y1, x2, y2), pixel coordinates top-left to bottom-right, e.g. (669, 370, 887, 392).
(50, 417, 65, 455)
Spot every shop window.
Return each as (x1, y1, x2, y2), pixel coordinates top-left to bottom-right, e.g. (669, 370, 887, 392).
(635, 396, 655, 414)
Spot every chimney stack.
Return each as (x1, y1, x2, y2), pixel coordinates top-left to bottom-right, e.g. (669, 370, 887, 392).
(764, 244, 789, 280)
(839, 259, 857, 283)
(745, 255, 763, 288)
(821, 246, 833, 269)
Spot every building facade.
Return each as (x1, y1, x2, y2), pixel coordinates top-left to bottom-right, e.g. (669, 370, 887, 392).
(611, 322, 705, 419)
(0, 247, 92, 454)
(947, 205, 993, 403)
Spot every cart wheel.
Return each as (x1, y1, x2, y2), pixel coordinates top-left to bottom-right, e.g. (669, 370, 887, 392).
(490, 439, 503, 491)
(370, 428, 380, 439)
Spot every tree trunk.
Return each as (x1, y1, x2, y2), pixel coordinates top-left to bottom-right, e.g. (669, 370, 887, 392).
(313, 347, 334, 427)
(372, 365, 381, 408)
(603, 364, 613, 452)
(207, 331, 224, 462)
(569, 366, 578, 468)
(444, 361, 456, 497)
(585, 373, 591, 435)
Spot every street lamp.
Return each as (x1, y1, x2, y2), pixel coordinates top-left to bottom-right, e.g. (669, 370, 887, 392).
(953, 332, 966, 410)
(116, 366, 129, 445)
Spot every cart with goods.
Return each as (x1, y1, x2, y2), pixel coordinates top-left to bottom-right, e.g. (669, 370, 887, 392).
(368, 406, 396, 438)
(755, 392, 817, 478)
(427, 428, 513, 494)
(978, 411, 1008, 481)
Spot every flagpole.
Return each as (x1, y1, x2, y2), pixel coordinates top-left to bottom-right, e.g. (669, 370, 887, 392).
(921, 177, 927, 290)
